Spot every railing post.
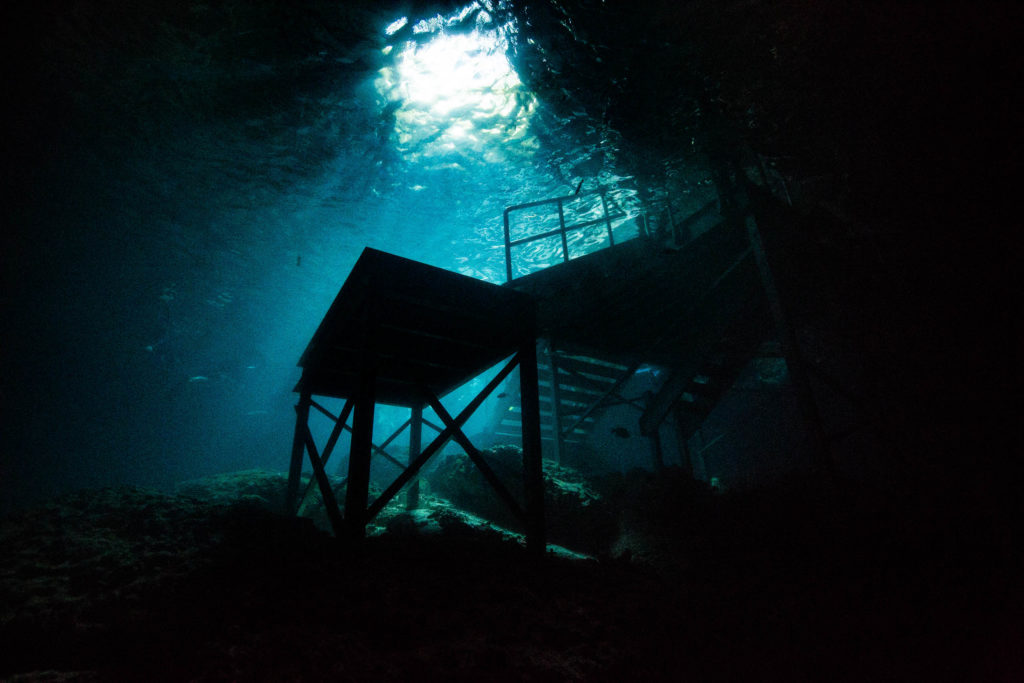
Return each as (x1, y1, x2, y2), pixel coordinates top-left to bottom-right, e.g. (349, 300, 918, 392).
(505, 186, 632, 278)
(545, 341, 565, 465)
(406, 405, 422, 510)
(556, 200, 570, 264)
(503, 208, 514, 283)
(600, 190, 615, 247)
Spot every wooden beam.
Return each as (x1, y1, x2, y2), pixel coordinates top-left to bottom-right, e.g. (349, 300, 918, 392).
(674, 198, 718, 246)
(302, 424, 345, 539)
(637, 247, 756, 436)
(326, 399, 355, 473)
(561, 361, 640, 438)
(365, 353, 521, 523)
(286, 390, 311, 515)
(425, 393, 526, 524)
(545, 343, 564, 465)
(339, 422, 407, 471)
(379, 418, 412, 450)
(554, 355, 630, 382)
(344, 364, 376, 541)
(519, 338, 546, 555)
(407, 406, 422, 510)
(742, 208, 836, 483)
(297, 398, 353, 510)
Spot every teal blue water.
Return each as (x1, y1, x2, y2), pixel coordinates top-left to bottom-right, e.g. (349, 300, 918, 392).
(2, 2, 684, 510)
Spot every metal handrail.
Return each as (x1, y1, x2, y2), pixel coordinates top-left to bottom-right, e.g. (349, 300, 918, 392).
(503, 187, 626, 282)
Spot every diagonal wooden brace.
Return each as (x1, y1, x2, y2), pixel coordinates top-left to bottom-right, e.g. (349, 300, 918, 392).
(425, 392, 526, 524)
(302, 424, 345, 538)
(298, 398, 353, 512)
(339, 423, 407, 471)
(365, 353, 521, 523)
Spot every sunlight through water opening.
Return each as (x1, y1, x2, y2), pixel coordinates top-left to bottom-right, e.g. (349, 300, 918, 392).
(376, 3, 537, 165)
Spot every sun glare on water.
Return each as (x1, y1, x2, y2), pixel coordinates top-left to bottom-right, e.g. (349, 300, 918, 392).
(377, 5, 536, 163)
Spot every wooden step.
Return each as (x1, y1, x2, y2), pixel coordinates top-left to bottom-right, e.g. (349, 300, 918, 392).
(500, 407, 596, 428)
(553, 355, 631, 382)
(538, 368, 613, 394)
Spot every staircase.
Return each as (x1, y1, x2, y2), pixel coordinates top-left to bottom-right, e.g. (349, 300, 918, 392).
(640, 315, 769, 443)
(486, 345, 636, 461)
(489, 185, 771, 466)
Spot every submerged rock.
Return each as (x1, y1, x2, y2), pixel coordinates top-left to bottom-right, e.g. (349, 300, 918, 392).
(174, 469, 289, 511)
(425, 445, 617, 554)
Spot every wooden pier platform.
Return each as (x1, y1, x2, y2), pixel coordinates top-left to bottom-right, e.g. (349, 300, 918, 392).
(288, 248, 545, 552)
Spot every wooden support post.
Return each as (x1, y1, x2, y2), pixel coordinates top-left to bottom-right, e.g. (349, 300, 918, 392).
(705, 147, 837, 486)
(742, 209, 835, 483)
(674, 405, 694, 476)
(545, 342, 564, 465)
(286, 390, 311, 515)
(519, 338, 546, 555)
(407, 405, 422, 510)
(345, 365, 376, 542)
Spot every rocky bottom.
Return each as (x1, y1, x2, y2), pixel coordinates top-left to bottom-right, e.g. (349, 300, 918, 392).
(0, 470, 1017, 682)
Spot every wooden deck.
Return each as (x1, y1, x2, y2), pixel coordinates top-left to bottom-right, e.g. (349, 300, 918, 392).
(297, 248, 535, 407)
